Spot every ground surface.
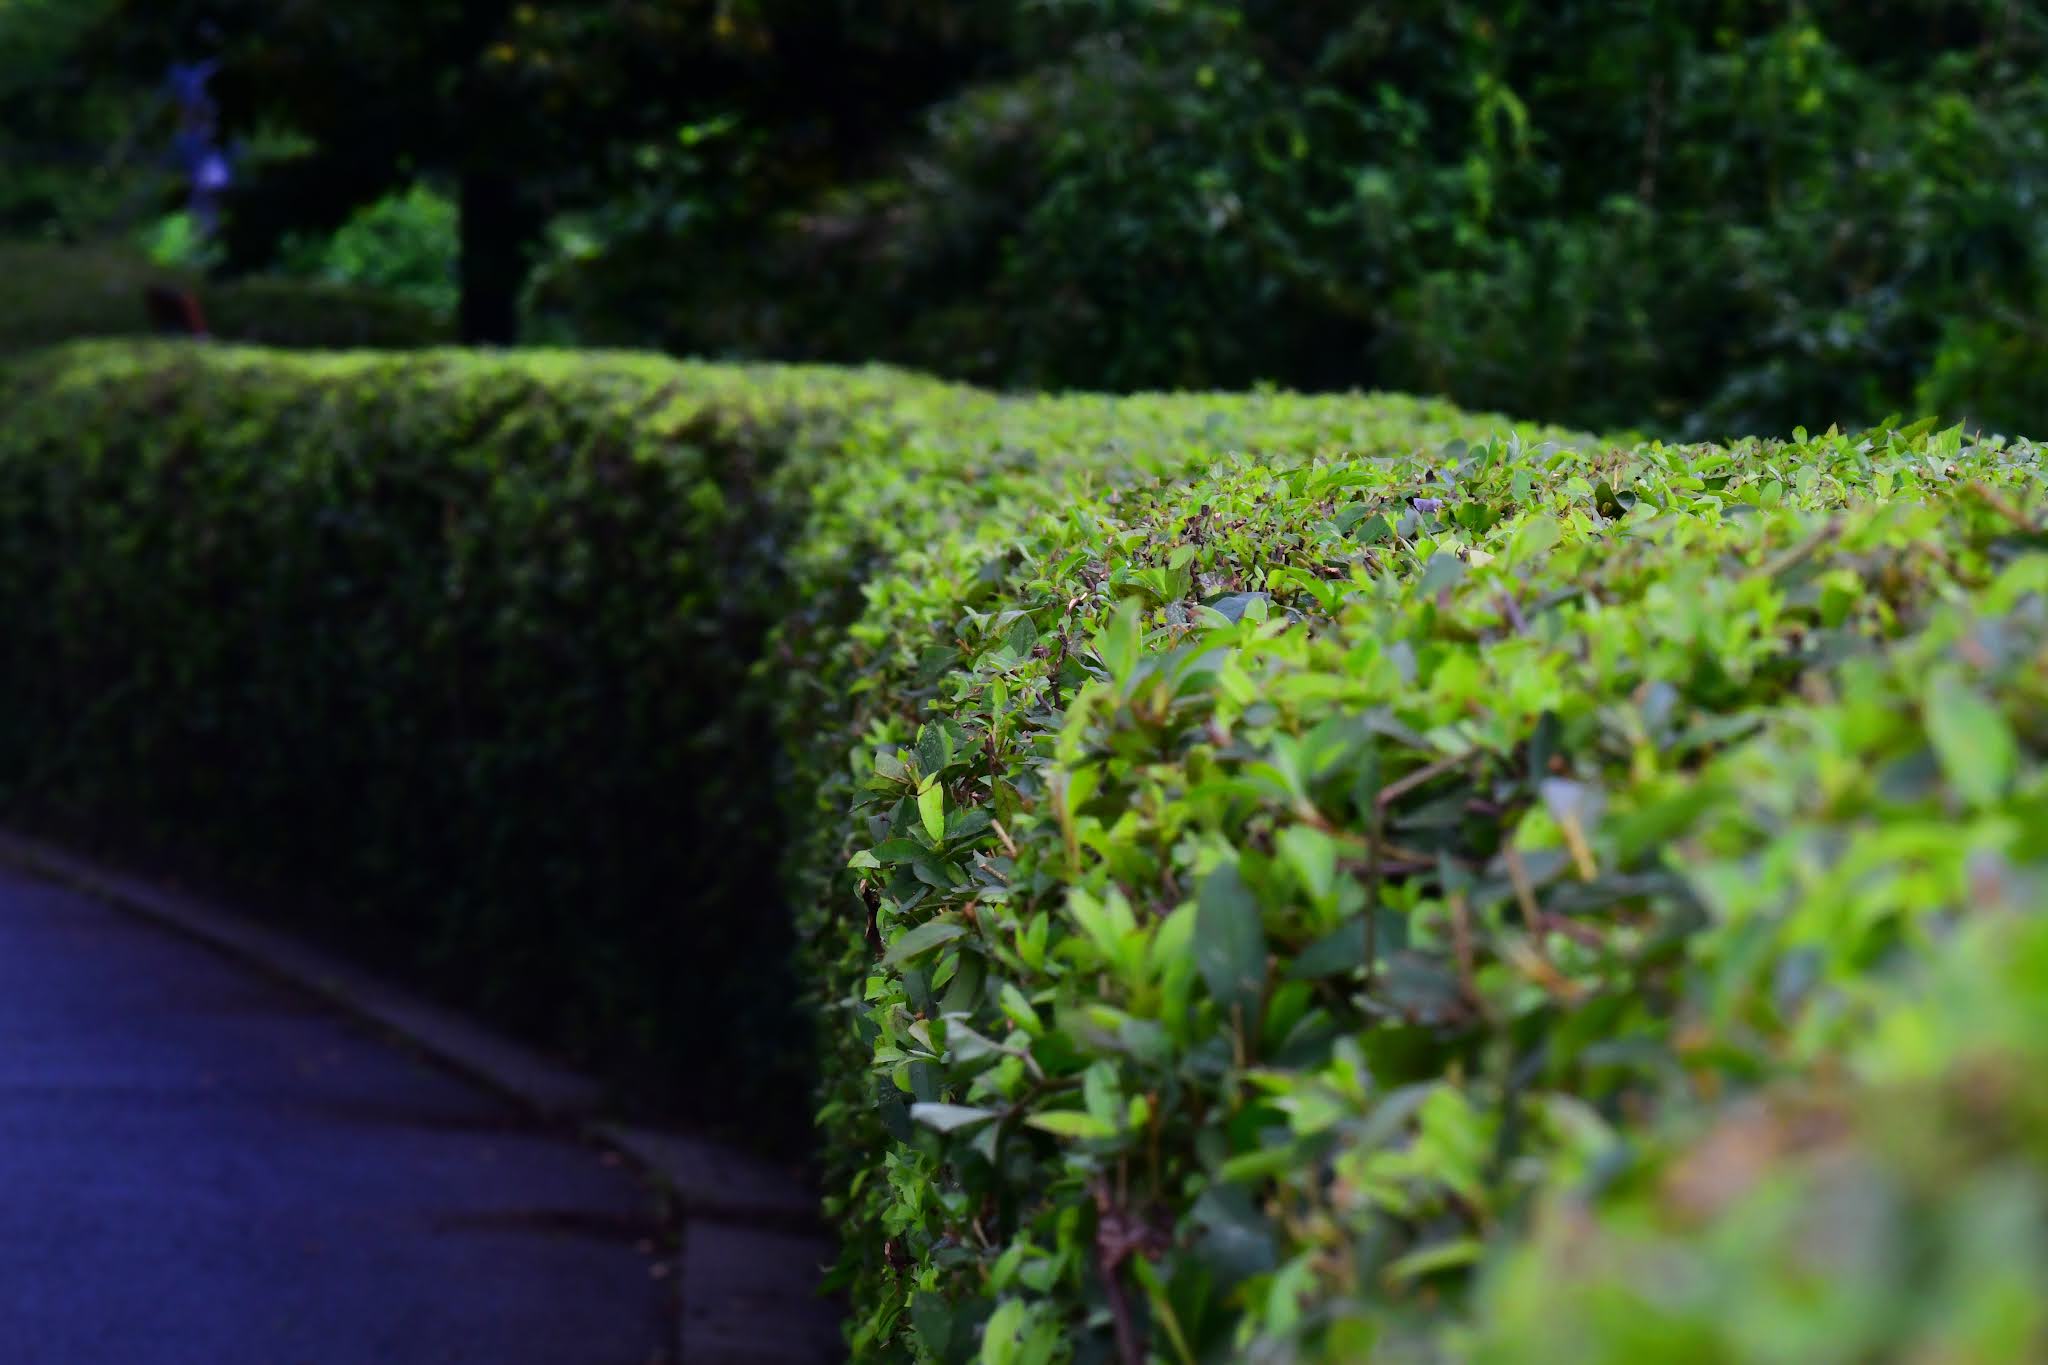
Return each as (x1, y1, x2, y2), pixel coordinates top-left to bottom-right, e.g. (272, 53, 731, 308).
(0, 864, 675, 1365)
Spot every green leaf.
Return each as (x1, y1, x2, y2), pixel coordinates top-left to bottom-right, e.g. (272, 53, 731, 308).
(916, 724, 953, 779)
(999, 983, 1043, 1035)
(1276, 825, 1337, 905)
(918, 779, 947, 842)
(1082, 1061, 1120, 1124)
(1093, 599, 1143, 682)
(1384, 1236, 1483, 1283)
(1925, 667, 2016, 807)
(980, 1298, 1025, 1365)
(871, 838, 928, 864)
(1506, 513, 1560, 568)
(1023, 1109, 1119, 1140)
(1217, 1142, 1299, 1183)
(1196, 862, 1268, 1019)
(1417, 552, 1465, 597)
(1350, 513, 1391, 545)
(945, 806, 995, 842)
(1209, 591, 1269, 623)
(910, 854, 961, 889)
(910, 1293, 964, 1360)
(885, 918, 968, 966)
(1065, 885, 1137, 966)
(1287, 919, 1365, 979)
(911, 1102, 999, 1133)
(1002, 614, 1038, 657)
(1190, 1185, 1278, 1286)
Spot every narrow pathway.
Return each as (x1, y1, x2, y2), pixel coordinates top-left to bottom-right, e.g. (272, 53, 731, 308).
(0, 865, 674, 1364)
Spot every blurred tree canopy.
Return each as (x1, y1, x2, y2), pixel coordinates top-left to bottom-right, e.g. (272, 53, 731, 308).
(549, 0, 2048, 437)
(8, 0, 2048, 432)
(70, 0, 1003, 340)
(0, 0, 158, 237)
(601, 0, 2046, 438)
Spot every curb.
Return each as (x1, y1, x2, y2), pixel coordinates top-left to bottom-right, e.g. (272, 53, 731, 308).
(0, 828, 843, 1364)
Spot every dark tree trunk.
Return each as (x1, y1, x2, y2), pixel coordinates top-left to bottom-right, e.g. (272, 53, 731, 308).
(457, 168, 535, 346)
(451, 0, 531, 345)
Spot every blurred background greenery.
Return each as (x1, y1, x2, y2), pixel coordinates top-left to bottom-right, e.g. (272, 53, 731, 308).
(6, 0, 2048, 438)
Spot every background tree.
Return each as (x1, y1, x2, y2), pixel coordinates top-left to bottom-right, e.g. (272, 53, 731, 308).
(539, 0, 2048, 437)
(18, 0, 2048, 434)
(82, 0, 1003, 342)
(0, 0, 162, 239)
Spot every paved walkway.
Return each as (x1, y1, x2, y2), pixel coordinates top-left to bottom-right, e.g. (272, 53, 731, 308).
(0, 864, 676, 1364)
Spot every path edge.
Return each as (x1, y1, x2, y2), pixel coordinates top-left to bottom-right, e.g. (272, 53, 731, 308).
(0, 826, 843, 1364)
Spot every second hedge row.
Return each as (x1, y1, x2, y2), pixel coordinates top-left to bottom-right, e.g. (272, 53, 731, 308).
(3, 342, 2045, 1360)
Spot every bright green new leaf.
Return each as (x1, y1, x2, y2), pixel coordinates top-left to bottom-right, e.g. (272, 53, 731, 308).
(918, 779, 947, 842)
(1023, 1109, 1120, 1140)
(1506, 513, 1560, 568)
(1092, 599, 1144, 683)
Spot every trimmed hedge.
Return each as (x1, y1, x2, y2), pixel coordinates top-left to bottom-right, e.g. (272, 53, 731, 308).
(2, 342, 2045, 1360)
(795, 410, 2048, 1361)
(0, 341, 933, 1123)
(0, 241, 449, 356)
(201, 276, 451, 350)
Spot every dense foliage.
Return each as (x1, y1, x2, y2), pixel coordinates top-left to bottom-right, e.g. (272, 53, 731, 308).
(799, 411, 2048, 1361)
(545, 0, 2048, 439)
(3, 341, 2043, 1359)
(64, 0, 999, 340)
(0, 0, 149, 238)
(15, 2, 2048, 434)
(274, 183, 462, 325)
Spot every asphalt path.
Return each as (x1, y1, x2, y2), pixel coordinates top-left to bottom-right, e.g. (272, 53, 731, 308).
(0, 865, 672, 1364)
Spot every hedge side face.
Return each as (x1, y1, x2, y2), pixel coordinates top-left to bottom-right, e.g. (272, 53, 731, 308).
(4, 343, 2045, 1359)
(0, 341, 939, 1124)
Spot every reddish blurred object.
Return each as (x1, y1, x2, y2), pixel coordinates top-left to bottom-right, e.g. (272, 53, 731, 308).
(143, 284, 210, 338)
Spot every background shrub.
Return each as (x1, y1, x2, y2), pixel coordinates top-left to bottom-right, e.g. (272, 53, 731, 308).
(0, 241, 448, 355)
(276, 183, 460, 325)
(0, 241, 173, 356)
(202, 275, 449, 348)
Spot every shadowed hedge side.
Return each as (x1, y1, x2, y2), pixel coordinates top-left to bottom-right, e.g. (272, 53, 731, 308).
(0, 342, 936, 1126)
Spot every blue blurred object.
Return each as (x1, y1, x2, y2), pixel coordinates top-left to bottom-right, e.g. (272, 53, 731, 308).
(164, 59, 229, 234)
(164, 59, 218, 108)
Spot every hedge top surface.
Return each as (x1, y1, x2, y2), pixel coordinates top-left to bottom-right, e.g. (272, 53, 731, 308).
(784, 400, 2047, 1361)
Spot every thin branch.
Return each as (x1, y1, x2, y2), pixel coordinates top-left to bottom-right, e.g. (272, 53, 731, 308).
(1375, 752, 1465, 809)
